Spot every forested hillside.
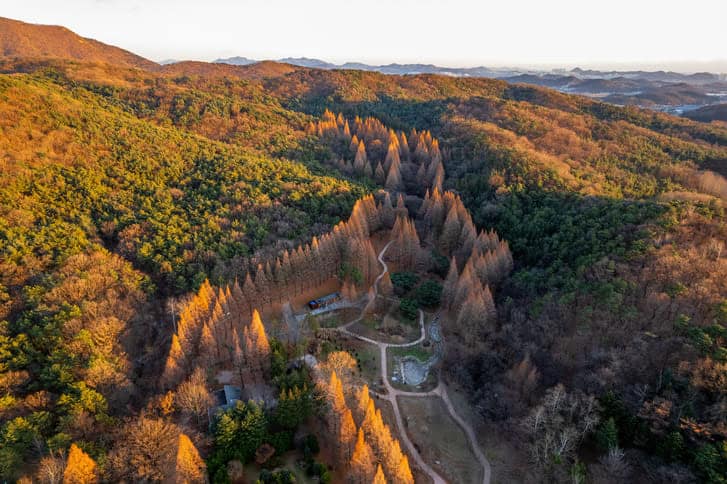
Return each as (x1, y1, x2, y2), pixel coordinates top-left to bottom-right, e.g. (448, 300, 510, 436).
(0, 17, 156, 70)
(1, 30, 726, 482)
(267, 68, 727, 482)
(0, 67, 366, 480)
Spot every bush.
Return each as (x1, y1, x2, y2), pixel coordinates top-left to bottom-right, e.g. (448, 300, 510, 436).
(658, 430, 685, 462)
(267, 431, 293, 455)
(399, 298, 418, 320)
(307, 461, 327, 478)
(595, 417, 618, 451)
(391, 272, 419, 295)
(339, 264, 363, 285)
(415, 280, 442, 307)
(300, 434, 320, 456)
(258, 469, 295, 484)
(429, 251, 450, 278)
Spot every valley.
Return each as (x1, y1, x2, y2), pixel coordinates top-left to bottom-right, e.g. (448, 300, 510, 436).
(0, 14, 726, 484)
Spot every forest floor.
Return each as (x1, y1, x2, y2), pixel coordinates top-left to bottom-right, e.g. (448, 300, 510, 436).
(241, 449, 316, 484)
(314, 307, 360, 328)
(348, 309, 421, 344)
(340, 337, 384, 391)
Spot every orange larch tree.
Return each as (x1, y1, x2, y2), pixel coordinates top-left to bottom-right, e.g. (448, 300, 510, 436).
(354, 140, 368, 175)
(160, 334, 185, 390)
(173, 433, 206, 484)
(249, 309, 271, 378)
(372, 464, 387, 484)
(384, 141, 400, 173)
(384, 157, 402, 191)
(355, 384, 371, 425)
(349, 428, 376, 483)
(338, 407, 357, 462)
(63, 444, 97, 484)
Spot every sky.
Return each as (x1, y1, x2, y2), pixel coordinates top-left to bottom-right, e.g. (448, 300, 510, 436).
(4, 0, 727, 71)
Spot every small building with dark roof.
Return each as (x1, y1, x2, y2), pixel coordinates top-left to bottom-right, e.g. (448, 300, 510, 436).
(308, 292, 341, 309)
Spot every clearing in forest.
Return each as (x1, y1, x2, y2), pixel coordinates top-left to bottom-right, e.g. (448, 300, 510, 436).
(399, 396, 483, 484)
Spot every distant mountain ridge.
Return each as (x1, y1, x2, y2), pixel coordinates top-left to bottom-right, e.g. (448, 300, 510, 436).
(215, 56, 518, 77)
(213, 56, 257, 66)
(215, 56, 726, 82)
(212, 56, 727, 112)
(684, 103, 727, 123)
(1, 15, 725, 117)
(1, 15, 722, 84)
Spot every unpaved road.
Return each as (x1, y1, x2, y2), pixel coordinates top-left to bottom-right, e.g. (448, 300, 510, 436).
(338, 241, 491, 484)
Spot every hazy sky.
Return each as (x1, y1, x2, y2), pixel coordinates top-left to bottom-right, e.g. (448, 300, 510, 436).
(4, 0, 727, 70)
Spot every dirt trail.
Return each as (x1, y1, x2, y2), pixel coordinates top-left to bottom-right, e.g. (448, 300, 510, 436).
(338, 241, 491, 484)
(439, 384, 492, 484)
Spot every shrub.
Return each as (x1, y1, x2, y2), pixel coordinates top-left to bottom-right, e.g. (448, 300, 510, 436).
(415, 280, 442, 307)
(399, 298, 418, 320)
(391, 272, 419, 295)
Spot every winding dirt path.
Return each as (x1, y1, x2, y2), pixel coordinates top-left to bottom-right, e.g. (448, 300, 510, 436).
(337, 241, 491, 484)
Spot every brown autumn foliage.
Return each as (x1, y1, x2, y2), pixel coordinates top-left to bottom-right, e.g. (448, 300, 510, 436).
(2, 19, 726, 482)
(0, 17, 156, 70)
(310, 110, 444, 195)
(106, 416, 181, 482)
(175, 368, 213, 423)
(162, 303, 272, 391)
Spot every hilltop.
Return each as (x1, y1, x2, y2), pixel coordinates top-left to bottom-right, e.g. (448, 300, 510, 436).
(685, 103, 727, 123)
(159, 59, 304, 80)
(0, 16, 157, 69)
(4, 14, 724, 115)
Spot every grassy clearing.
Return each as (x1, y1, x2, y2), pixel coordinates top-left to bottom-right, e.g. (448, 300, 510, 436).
(446, 385, 529, 483)
(334, 337, 384, 390)
(312, 307, 360, 328)
(349, 311, 420, 344)
(351, 342, 382, 389)
(398, 396, 483, 484)
(390, 344, 433, 361)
